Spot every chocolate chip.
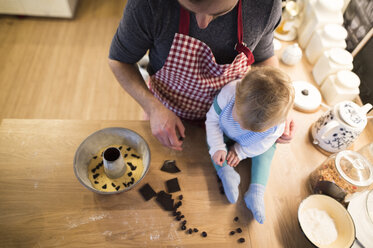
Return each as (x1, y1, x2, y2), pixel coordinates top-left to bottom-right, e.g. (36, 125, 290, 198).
(234, 216, 239, 222)
(93, 156, 97, 159)
(102, 184, 107, 189)
(176, 216, 182, 221)
(126, 147, 131, 151)
(201, 231, 207, 237)
(181, 225, 186, 230)
(115, 186, 120, 191)
(111, 183, 116, 188)
(127, 172, 132, 177)
(93, 173, 99, 179)
(131, 154, 140, 159)
(127, 162, 137, 171)
(94, 181, 99, 184)
(230, 231, 235, 235)
(238, 238, 245, 243)
(91, 168, 96, 173)
(175, 201, 182, 208)
(118, 146, 123, 150)
(236, 228, 242, 233)
(180, 215, 184, 219)
(179, 195, 183, 200)
(123, 183, 127, 187)
(188, 228, 193, 234)
(181, 220, 187, 226)
(193, 228, 198, 233)
(124, 154, 128, 158)
(131, 177, 135, 183)
(176, 211, 181, 216)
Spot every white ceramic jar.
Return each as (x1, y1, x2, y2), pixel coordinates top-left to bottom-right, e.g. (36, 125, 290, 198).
(321, 70, 360, 106)
(281, 44, 303, 65)
(298, 0, 344, 49)
(312, 48, 353, 86)
(305, 24, 347, 64)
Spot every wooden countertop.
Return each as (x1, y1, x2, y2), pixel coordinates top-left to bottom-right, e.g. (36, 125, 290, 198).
(0, 117, 371, 248)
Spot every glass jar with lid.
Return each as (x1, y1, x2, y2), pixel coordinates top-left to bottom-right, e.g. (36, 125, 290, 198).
(309, 150, 373, 202)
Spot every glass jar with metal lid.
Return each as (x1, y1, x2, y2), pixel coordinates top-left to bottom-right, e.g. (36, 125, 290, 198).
(309, 150, 373, 202)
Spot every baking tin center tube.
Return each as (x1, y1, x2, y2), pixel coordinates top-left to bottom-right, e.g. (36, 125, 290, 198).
(103, 147, 126, 178)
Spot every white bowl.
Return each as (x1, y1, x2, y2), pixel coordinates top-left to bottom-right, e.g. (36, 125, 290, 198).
(298, 194, 355, 248)
(74, 127, 151, 194)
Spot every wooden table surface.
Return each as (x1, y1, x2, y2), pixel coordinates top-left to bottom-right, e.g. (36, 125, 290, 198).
(0, 117, 371, 248)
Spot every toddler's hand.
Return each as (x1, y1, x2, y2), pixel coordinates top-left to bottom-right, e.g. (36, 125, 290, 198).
(227, 148, 240, 167)
(212, 150, 227, 167)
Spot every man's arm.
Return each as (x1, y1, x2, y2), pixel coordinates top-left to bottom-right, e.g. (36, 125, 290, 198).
(108, 59, 185, 150)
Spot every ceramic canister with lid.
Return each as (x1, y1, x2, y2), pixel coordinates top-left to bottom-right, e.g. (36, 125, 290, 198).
(305, 24, 347, 65)
(298, 0, 344, 48)
(312, 48, 353, 86)
(320, 70, 360, 106)
(309, 150, 373, 203)
(311, 101, 372, 153)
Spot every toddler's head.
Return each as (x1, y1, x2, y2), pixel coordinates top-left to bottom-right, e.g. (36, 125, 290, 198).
(234, 66, 294, 132)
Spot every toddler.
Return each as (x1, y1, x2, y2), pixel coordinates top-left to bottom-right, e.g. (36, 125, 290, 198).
(205, 66, 294, 224)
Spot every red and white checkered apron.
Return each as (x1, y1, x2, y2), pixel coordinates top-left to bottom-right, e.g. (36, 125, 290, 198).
(149, 0, 254, 120)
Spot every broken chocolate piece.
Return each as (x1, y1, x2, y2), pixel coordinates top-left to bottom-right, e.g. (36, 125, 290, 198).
(93, 156, 97, 159)
(123, 182, 128, 187)
(166, 178, 181, 193)
(115, 186, 120, 191)
(161, 160, 181, 173)
(124, 154, 128, 158)
(193, 228, 198, 233)
(230, 231, 235, 235)
(156, 191, 174, 211)
(127, 172, 133, 177)
(126, 147, 131, 151)
(234, 216, 239, 222)
(102, 184, 107, 189)
(236, 228, 242, 233)
(139, 183, 156, 201)
(131, 177, 135, 183)
(118, 146, 123, 150)
(93, 173, 99, 179)
(179, 195, 183, 200)
(131, 154, 140, 159)
(94, 181, 99, 184)
(201, 231, 207, 237)
(127, 162, 137, 171)
(91, 168, 96, 173)
(111, 183, 116, 188)
(238, 238, 245, 243)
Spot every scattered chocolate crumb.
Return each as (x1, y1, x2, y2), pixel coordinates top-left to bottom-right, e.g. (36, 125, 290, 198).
(236, 228, 242, 233)
(188, 228, 193, 234)
(230, 231, 235, 235)
(126, 147, 131, 151)
(128, 172, 133, 177)
(181, 220, 187, 226)
(201, 231, 207, 237)
(131, 154, 140, 159)
(173, 211, 178, 216)
(180, 215, 184, 219)
(238, 238, 245, 243)
(112, 183, 116, 188)
(93, 173, 99, 179)
(179, 195, 183, 200)
(176, 211, 181, 216)
(93, 156, 97, 159)
(115, 186, 120, 191)
(234, 216, 239, 222)
(176, 216, 182, 221)
(181, 225, 186, 230)
(102, 184, 107, 189)
(94, 181, 99, 184)
(193, 228, 198, 233)
(118, 146, 123, 150)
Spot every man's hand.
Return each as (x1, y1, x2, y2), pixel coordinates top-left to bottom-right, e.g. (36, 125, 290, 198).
(212, 150, 227, 167)
(149, 106, 185, 151)
(276, 118, 295, 144)
(227, 147, 240, 167)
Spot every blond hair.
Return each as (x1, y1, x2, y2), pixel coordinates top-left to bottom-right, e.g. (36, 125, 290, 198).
(235, 66, 294, 132)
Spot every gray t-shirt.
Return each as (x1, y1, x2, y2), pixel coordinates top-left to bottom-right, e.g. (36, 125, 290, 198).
(109, 0, 281, 75)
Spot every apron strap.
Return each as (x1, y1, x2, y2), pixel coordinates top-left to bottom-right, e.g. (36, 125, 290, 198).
(179, 6, 190, 35)
(235, 0, 255, 64)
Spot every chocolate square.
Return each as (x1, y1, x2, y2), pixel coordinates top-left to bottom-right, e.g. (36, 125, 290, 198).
(139, 183, 156, 201)
(166, 178, 181, 193)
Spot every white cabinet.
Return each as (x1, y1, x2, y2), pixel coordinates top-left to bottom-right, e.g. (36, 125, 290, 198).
(0, 0, 79, 18)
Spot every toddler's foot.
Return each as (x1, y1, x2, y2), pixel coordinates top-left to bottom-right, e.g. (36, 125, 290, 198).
(244, 184, 266, 224)
(217, 165, 240, 204)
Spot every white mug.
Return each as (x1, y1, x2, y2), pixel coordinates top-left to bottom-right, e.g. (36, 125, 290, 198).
(312, 101, 372, 153)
